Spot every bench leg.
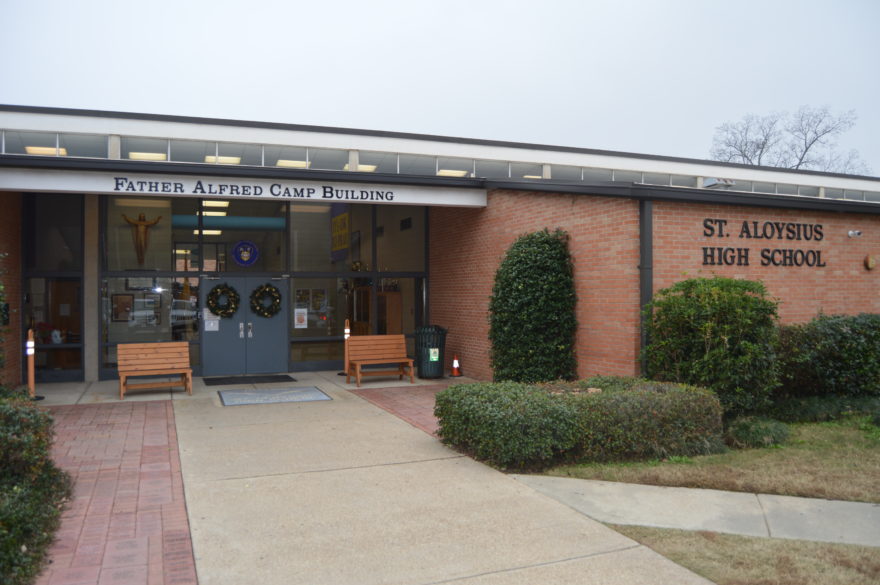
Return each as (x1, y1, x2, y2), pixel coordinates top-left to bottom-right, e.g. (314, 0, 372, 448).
(355, 364, 362, 388)
(119, 376, 126, 400)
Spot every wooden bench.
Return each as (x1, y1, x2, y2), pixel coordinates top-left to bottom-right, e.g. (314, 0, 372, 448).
(117, 342, 193, 400)
(345, 334, 414, 388)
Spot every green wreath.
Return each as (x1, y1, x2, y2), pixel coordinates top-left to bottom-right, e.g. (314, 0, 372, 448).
(250, 283, 282, 318)
(206, 283, 240, 318)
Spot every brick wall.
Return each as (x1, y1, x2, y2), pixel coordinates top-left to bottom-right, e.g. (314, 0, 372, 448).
(652, 201, 880, 323)
(429, 189, 642, 381)
(0, 191, 22, 385)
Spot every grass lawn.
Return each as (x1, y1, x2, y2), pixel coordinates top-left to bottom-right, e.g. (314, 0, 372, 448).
(612, 525, 880, 585)
(546, 416, 880, 503)
(543, 417, 880, 585)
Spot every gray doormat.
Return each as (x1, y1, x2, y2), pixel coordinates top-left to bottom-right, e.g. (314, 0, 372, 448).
(218, 386, 331, 406)
(204, 374, 296, 386)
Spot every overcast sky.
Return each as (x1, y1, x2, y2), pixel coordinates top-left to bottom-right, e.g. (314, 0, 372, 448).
(2, 0, 877, 175)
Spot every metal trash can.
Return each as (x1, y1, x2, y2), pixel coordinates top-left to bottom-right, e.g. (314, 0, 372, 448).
(414, 325, 448, 379)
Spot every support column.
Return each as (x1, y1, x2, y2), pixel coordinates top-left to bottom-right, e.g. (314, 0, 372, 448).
(83, 194, 100, 381)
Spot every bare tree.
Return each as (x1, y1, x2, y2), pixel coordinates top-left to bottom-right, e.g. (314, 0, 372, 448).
(711, 106, 870, 175)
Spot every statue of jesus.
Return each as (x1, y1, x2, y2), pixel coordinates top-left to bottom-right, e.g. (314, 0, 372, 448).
(122, 213, 162, 266)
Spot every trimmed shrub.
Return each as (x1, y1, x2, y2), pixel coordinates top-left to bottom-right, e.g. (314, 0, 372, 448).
(778, 314, 880, 398)
(489, 229, 577, 383)
(725, 416, 790, 448)
(766, 394, 880, 423)
(434, 379, 725, 468)
(570, 382, 726, 461)
(1, 394, 72, 585)
(434, 382, 578, 469)
(643, 276, 780, 416)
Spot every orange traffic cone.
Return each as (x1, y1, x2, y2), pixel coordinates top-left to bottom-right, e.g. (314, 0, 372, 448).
(451, 355, 462, 377)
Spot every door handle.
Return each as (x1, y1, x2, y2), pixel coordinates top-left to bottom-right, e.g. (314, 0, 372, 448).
(247, 322, 254, 338)
(239, 322, 245, 339)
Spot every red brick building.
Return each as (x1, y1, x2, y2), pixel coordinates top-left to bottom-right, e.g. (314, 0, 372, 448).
(1, 106, 878, 385)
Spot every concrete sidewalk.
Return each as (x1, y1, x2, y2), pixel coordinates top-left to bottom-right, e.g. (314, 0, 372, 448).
(172, 371, 713, 584)
(513, 475, 880, 548)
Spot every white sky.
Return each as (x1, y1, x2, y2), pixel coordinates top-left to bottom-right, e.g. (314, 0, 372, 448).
(1, 0, 877, 175)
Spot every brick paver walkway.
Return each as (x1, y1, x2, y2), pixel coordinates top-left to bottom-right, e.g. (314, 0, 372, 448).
(351, 384, 446, 435)
(38, 401, 197, 585)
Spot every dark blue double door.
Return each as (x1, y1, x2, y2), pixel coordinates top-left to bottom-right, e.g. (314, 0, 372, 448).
(200, 277, 289, 376)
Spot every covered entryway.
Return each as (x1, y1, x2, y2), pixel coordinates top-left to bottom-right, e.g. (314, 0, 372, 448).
(200, 277, 289, 376)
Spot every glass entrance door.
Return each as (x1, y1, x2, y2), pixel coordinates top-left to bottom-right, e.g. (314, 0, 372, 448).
(200, 277, 289, 376)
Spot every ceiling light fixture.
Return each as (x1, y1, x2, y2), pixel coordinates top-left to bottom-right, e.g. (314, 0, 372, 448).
(523, 175, 543, 179)
(437, 169, 470, 177)
(276, 159, 311, 168)
(204, 155, 241, 164)
(25, 146, 68, 156)
(128, 151, 167, 161)
(199, 211, 227, 217)
(193, 229, 222, 236)
(202, 200, 230, 208)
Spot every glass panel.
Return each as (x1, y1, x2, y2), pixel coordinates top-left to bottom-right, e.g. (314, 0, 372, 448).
(310, 147, 348, 171)
(102, 277, 175, 345)
(582, 167, 612, 182)
(474, 159, 509, 178)
(613, 170, 642, 182)
(106, 196, 198, 271)
(60, 133, 107, 158)
(825, 188, 843, 199)
(844, 189, 864, 201)
(121, 136, 168, 161)
(798, 186, 820, 197)
(25, 277, 82, 346)
(267, 145, 309, 168)
(197, 199, 287, 272)
(753, 182, 776, 194)
(291, 341, 343, 362)
(643, 173, 671, 186)
(171, 277, 200, 342)
(359, 151, 398, 174)
(437, 157, 473, 177)
(671, 175, 698, 187)
(864, 191, 880, 202)
(171, 140, 215, 163)
(777, 183, 798, 195)
(399, 154, 436, 175)
(731, 180, 752, 192)
(376, 205, 425, 271)
(4, 131, 57, 155)
(291, 277, 346, 338)
(549, 165, 581, 181)
(26, 194, 83, 271)
(511, 162, 543, 179)
(217, 142, 261, 165)
(378, 277, 423, 335)
(291, 202, 372, 272)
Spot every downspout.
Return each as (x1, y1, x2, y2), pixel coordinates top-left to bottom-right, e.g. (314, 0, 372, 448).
(638, 199, 653, 375)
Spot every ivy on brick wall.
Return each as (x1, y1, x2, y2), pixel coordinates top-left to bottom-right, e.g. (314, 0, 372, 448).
(489, 229, 577, 383)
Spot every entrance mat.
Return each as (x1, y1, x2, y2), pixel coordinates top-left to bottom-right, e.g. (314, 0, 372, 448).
(204, 374, 296, 386)
(218, 386, 331, 406)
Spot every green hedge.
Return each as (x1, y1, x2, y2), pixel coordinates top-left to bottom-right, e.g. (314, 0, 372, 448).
(643, 276, 780, 415)
(1, 391, 71, 585)
(778, 313, 880, 399)
(570, 380, 725, 462)
(434, 379, 725, 469)
(434, 382, 578, 469)
(488, 229, 577, 383)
